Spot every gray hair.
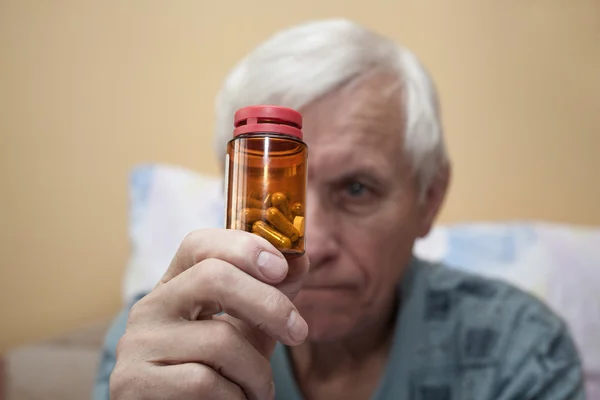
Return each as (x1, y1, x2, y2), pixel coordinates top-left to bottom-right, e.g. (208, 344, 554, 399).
(214, 19, 448, 198)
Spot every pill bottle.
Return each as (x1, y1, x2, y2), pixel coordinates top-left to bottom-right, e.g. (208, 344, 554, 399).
(225, 105, 308, 257)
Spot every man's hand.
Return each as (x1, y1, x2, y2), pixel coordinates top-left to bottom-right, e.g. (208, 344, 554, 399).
(109, 229, 309, 400)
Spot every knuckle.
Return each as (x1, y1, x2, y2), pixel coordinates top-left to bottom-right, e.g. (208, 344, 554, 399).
(181, 230, 207, 263)
(189, 259, 222, 285)
(239, 230, 276, 258)
(183, 364, 218, 395)
(115, 332, 138, 360)
(263, 287, 290, 316)
(109, 362, 135, 398)
(182, 229, 203, 250)
(237, 232, 262, 254)
(116, 329, 155, 362)
(213, 320, 238, 341)
(127, 299, 149, 324)
(115, 334, 129, 359)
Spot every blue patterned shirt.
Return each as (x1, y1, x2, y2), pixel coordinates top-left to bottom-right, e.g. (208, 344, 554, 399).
(93, 259, 585, 399)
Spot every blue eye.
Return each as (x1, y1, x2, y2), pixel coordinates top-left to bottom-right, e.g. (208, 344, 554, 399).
(347, 182, 366, 197)
(334, 178, 379, 214)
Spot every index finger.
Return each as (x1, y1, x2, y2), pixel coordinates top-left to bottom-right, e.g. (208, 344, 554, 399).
(158, 229, 308, 300)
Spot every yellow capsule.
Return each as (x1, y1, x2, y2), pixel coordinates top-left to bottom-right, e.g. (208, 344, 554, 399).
(272, 192, 292, 221)
(245, 196, 263, 209)
(291, 202, 304, 217)
(266, 207, 299, 242)
(241, 208, 265, 224)
(248, 191, 262, 200)
(252, 221, 292, 249)
(263, 193, 272, 208)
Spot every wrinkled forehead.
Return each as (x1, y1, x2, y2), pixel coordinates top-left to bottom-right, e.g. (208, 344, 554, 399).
(300, 71, 408, 174)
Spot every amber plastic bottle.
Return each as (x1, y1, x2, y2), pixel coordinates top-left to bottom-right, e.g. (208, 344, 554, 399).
(225, 105, 308, 257)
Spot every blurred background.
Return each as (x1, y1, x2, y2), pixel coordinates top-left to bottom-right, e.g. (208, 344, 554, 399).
(1, 0, 599, 398)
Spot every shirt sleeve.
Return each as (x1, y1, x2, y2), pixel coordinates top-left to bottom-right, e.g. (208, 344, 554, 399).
(495, 296, 586, 400)
(91, 306, 130, 400)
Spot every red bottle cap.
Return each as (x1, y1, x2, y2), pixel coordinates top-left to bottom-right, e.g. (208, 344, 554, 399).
(233, 105, 303, 140)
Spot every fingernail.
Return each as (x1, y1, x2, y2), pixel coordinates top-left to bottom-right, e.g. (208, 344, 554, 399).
(268, 381, 276, 400)
(287, 310, 308, 342)
(257, 251, 287, 280)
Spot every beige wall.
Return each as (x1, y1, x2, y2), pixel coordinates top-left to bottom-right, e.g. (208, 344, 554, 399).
(1, 0, 599, 352)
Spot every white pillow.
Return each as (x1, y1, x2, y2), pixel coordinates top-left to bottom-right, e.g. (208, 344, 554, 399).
(123, 164, 224, 303)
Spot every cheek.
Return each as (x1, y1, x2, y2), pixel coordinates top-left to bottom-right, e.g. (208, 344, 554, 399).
(339, 202, 418, 292)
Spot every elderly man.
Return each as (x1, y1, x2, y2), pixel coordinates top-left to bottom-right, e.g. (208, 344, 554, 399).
(94, 19, 584, 399)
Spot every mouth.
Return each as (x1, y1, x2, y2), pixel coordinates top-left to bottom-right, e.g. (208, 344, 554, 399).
(296, 285, 357, 306)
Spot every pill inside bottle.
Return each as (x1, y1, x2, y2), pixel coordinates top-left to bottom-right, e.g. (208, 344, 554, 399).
(225, 105, 308, 257)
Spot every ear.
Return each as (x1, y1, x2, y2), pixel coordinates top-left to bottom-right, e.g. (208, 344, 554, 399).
(417, 163, 451, 238)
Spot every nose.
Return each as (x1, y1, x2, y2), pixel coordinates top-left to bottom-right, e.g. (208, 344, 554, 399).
(304, 188, 338, 270)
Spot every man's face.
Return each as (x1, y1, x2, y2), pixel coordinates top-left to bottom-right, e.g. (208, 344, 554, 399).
(294, 73, 442, 341)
